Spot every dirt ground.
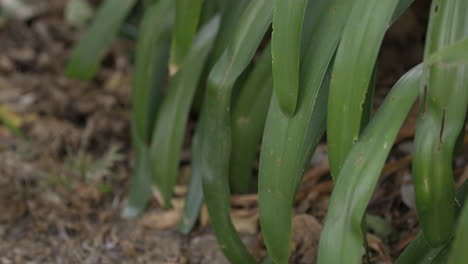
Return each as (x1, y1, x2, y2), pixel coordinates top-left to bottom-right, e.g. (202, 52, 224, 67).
(0, 1, 467, 263)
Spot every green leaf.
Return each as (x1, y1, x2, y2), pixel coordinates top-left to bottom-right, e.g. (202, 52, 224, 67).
(271, 0, 308, 116)
(132, 0, 174, 146)
(122, 146, 152, 218)
(171, 0, 204, 67)
(448, 198, 468, 263)
(191, 0, 250, 112)
(193, 0, 274, 262)
(124, 0, 173, 218)
(150, 16, 221, 208)
(229, 44, 273, 194)
(317, 65, 422, 264)
(427, 37, 468, 65)
(66, 0, 137, 80)
(413, 0, 468, 246)
(178, 138, 204, 234)
(396, 181, 468, 264)
(327, 0, 400, 179)
(392, 0, 415, 22)
(208, 0, 251, 66)
(258, 0, 356, 262)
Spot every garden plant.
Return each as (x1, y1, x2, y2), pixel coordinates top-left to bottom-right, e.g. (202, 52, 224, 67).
(67, 0, 468, 263)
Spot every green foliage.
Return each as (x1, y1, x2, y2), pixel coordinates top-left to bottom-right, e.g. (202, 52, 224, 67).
(327, 0, 400, 179)
(193, 0, 273, 261)
(319, 65, 422, 263)
(396, 181, 468, 264)
(124, 0, 174, 218)
(150, 16, 220, 208)
(171, 0, 204, 67)
(66, 0, 137, 80)
(68, 0, 468, 263)
(230, 44, 273, 193)
(413, 0, 468, 246)
(259, 0, 353, 261)
(271, 0, 308, 116)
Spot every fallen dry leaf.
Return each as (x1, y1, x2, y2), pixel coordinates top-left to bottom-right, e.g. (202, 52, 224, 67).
(141, 210, 182, 230)
(231, 212, 258, 235)
(290, 214, 322, 264)
(367, 233, 392, 264)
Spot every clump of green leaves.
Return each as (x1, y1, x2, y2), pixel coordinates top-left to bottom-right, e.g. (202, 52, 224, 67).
(68, 0, 468, 263)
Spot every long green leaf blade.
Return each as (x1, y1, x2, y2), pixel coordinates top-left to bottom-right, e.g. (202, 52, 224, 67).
(271, 0, 308, 116)
(171, 0, 204, 67)
(317, 65, 423, 264)
(131, 0, 173, 146)
(229, 44, 273, 194)
(66, 0, 137, 80)
(396, 181, 468, 264)
(208, 0, 251, 66)
(178, 1, 248, 232)
(122, 146, 152, 218)
(178, 138, 204, 234)
(413, 0, 468, 246)
(150, 16, 221, 208)
(123, 0, 173, 218)
(327, 0, 400, 179)
(259, 1, 355, 262)
(194, 0, 274, 262)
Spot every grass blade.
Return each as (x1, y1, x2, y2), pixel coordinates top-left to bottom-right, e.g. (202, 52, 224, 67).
(327, 0, 400, 179)
(258, 0, 355, 262)
(317, 65, 422, 264)
(413, 0, 468, 246)
(150, 16, 221, 208)
(171, 0, 204, 68)
(179, 1, 252, 229)
(66, 0, 137, 80)
(271, 0, 308, 116)
(396, 181, 468, 264)
(208, 0, 250, 66)
(178, 136, 204, 234)
(193, 0, 273, 262)
(121, 145, 152, 218)
(123, 0, 173, 218)
(191, 0, 250, 112)
(131, 0, 174, 146)
(229, 45, 273, 194)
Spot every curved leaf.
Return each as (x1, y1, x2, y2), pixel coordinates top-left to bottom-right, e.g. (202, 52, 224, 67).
(396, 181, 468, 264)
(132, 0, 174, 146)
(194, 0, 274, 262)
(317, 65, 422, 264)
(271, 0, 308, 116)
(327, 0, 400, 179)
(171, 0, 204, 67)
(259, 0, 355, 262)
(230, 44, 273, 194)
(413, 0, 468, 246)
(150, 17, 221, 208)
(123, 0, 173, 218)
(66, 0, 137, 80)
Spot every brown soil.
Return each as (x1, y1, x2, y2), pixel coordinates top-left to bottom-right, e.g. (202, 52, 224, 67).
(0, 0, 466, 263)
